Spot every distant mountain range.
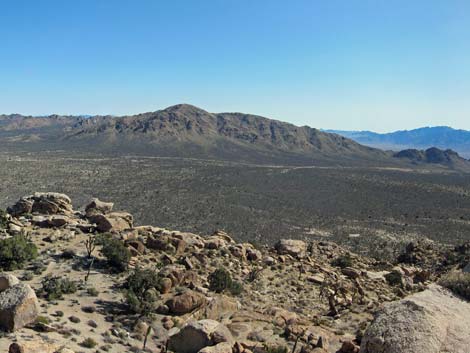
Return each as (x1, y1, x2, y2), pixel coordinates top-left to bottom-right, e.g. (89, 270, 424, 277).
(1, 105, 469, 171)
(326, 126, 470, 158)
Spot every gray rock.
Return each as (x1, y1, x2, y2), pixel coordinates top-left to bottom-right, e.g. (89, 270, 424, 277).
(275, 239, 307, 258)
(360, 284, 470, 353)
(0, 283, 40, 332)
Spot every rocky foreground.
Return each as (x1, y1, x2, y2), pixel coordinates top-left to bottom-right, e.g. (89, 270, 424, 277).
(0, 192, 469, 353)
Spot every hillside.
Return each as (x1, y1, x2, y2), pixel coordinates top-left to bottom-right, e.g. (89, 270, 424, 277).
(328, 126, 470, 158)
(1, 192, 470, 353)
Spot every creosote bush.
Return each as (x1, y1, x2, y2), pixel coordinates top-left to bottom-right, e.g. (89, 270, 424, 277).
(331, 254, 353, 269)
(125, 267, 162, 314)
(439, 271, 470, 300)
(98, 234, 131, 272)
(0, 235, 38, 270)
(41, 276, 78, 300)
(80, 337, 98, 348)
(0, 210, 8, 229)
(208, 268, 243, 296)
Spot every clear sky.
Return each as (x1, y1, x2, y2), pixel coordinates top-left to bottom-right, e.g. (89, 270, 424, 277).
(1, 0, 469, 132)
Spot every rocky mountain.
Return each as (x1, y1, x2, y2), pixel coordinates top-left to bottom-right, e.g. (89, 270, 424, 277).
(3, 105, 470, 170)
(327, 126, 470, 158)
(393, 147, 470, 169)
(1, 192, 470, 353)
(1, 105, 390, 166)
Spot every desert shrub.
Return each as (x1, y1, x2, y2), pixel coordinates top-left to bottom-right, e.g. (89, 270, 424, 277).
(0, 235, 38, 270)
(87, 287, 99, 296)
(80, 337, 98, 348)
(125, 267, 161, 314)
(208, 268, 243, 295)
(439, 271, 470, 300)
(384, 270, 403, 286)
(263, 344, 288, 353)
(99, 235, 131, 272)
(0, 210, 8, 229)
(41, 276, 77, 300)
(331, 254, 353, 269)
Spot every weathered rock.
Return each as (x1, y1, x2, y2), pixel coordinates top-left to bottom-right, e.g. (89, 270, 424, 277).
(9, 340, 59, 353)
(198, 342, 233, 353)
(88, 212, 133, 232)
(168, 319, 233, 353)
(275, 239, 307, 258)
(8, 193, 73, 216)
(342, 267, 361, 279)
(0, 283, 40, 332)
(160, 278, 172, 294)
(0, 273, 20, 292)
(360, 284, 470, 353)
(85, 198, 114, 216)
(204, 295, 239, 320)
(167, 290, 207, 315)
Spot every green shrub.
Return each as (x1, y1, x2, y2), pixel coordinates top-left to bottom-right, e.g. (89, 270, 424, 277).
(0, 210, 8, 229)
(439, 271, 470, 300)
(385, 270, 404, 286)
(263, 344, 288, 353)
(125, 267, 161, 314)
(41, 276, 77, 300)
(0, 235, 38, 270)
(80, 337, 98, 348)
(208, 268, 243, 295)
(331, 254, 353, 269)
(99, 235, 131, 272)
(86, 287, 99, 296)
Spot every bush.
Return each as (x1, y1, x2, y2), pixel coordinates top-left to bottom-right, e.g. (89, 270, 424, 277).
(41, 276, 77, 300)
(263, 344, 288, 353)
(99, 235, 131, 272)
(125, 267, 161, 314)
(80, 337, 98, 348)
(0, 210, 8, 229)
(331, 254, 353, 269)
(0, 235, 37, 270)
(439, 271, 470, 300)
(87, 287, 99, 296)
(208, 268, 243, 296)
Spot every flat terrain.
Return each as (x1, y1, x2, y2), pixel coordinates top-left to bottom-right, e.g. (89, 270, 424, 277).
(1, 151, 470, 260)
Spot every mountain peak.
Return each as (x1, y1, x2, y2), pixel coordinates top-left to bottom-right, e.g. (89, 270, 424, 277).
(160, 104, 212, 116)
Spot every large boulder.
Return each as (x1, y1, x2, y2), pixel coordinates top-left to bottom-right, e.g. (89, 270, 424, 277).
(167, 290, 207, 315)
(275, 239, 307, 258)
(168, 319, 233, 353)
(85, 198, 114, 217)
(8, 193, 73, 216)
(360, 284, 470, 353)
(0, 283, 40, 332)
(0, 274, 20, 293)
(88, 212, 133, 232)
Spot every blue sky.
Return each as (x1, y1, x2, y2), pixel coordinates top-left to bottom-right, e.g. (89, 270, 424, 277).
(1, 0, 469, 132)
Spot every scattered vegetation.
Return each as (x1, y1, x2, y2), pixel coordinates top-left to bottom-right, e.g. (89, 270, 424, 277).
(124, 267, 162, 314)
(208, 268, 243, 295)
(0, 235, 38, 270)
(41, 276, 78, 300)
(0, 210, 8, 229)
(80, 337, 98, 349)
(439, 271, 470, 300)
(263, 344, 288, 353)
(99, 234, 131, 272)
(331, 254, 353, 269)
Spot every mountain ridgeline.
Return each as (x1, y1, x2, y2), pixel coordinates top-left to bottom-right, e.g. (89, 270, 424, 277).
(1, 104, 468, 170)
(328, 126, 470, 159)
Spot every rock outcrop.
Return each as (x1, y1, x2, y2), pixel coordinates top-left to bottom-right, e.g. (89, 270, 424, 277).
(360, 284, 470, 353)
(168, 319, 233, 353)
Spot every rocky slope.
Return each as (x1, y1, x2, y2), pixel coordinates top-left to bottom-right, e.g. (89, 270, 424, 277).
(0, 193, 469, 353)
(0, 105, 436, 168)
